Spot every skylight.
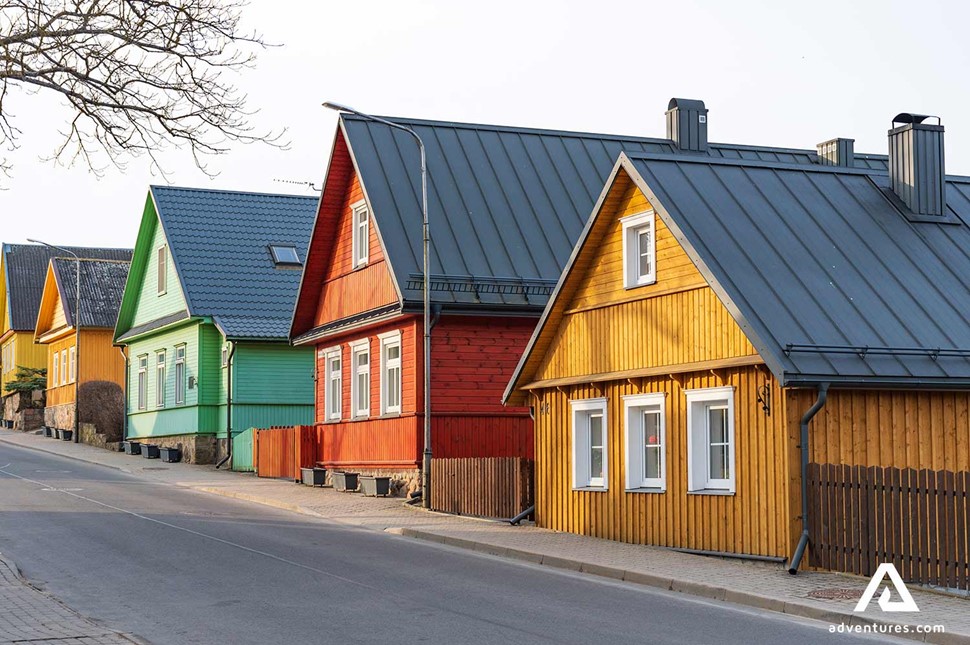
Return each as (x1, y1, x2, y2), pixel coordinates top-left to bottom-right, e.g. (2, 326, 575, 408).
(269, 244, 301, 267)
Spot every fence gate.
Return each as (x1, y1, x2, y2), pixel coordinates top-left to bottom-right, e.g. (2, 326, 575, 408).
(253, 425, 316, 480)
(431, 457, 533, 520)
(807, 463, 970, 589)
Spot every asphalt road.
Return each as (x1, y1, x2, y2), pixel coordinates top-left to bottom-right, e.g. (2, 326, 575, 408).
(0, 443, 898, 645)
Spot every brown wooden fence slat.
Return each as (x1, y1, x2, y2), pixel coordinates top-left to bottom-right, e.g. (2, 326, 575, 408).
(431, 457, 534, 519)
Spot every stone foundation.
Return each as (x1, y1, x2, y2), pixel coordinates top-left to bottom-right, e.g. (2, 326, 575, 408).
(324, 467, 421, 497)
(44, 403, 76, 432)
(128, 434, 228, 465)
(2, 391, 45, 431)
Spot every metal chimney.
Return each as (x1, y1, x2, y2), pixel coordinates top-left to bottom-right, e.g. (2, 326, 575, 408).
(889, 113, 945, 216)
(666, 98, 708, 152)
(817, 138, 855, 167)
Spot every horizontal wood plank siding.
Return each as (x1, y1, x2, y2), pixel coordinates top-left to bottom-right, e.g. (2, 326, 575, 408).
(432, 415, 534, 459)
(317, 416, 421, 468)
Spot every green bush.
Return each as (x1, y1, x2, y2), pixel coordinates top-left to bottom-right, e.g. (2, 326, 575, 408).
(3, 366, 47, 394)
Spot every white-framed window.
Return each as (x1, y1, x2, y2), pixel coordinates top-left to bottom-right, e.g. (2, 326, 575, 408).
(68, 345, 76, 383)
(51, 350, 59, 387)
(157, 246, 168, 295)
(571, 398, 608, 489)
(174, 345, 186, 405)
(155, 350, 166, 408)
(137, 355, 148, 410)
(686, 386, 736, 493)
(621, 211, 656, 289)
(350, 339, 370, 418)
(221, 346, 229, 368)
(60, 350, 67, 386)
(322, 346, 342, 422)
(623, 393, 666, 491)
(351, 201, 369, 269)
(379, 331, 402, 415)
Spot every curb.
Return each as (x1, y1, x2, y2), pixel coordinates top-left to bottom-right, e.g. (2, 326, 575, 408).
(4, 432, 967, 644)
(390, 528, 965, 645)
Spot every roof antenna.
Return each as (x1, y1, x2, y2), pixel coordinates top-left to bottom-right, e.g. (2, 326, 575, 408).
(273, 178, 321, 192)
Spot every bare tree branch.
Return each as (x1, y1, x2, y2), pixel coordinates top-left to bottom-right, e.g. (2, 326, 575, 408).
(0, 0, 285, 179)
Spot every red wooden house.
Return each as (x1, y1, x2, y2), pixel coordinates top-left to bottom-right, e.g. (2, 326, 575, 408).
(290, 105, 890, 495)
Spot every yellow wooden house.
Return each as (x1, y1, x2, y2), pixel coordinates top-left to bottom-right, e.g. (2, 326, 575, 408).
(34, 258, 131, 439)
(1, 244, 132, 406)
(506, 112, 970, 588)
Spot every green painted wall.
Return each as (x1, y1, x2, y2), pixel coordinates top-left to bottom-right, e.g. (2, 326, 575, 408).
(130, 210, 187, 327)
(127, 326, 312, 439)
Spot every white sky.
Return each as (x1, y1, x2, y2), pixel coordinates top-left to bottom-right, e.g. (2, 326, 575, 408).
(2, 0, 969, 249)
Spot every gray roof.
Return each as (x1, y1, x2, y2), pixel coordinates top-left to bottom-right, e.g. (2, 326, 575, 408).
(623, 153, 970, 387)
(150, 186, 318, 340)
(341, 114, 889, 311)
(2, 244, 132, 331)
(52, 258, 131, 329)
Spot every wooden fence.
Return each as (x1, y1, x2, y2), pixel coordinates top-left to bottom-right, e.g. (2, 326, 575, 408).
(431, 457, 533, 519)
(253, 425, 316, 481)
(808, 463, 970, 589)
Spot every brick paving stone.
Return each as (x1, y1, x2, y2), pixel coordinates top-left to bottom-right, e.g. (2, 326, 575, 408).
(4, 428, 970, 643)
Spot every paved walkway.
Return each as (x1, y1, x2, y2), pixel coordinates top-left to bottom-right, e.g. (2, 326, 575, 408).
(0, 552, 136, 644)
(3, 429, 969, 644)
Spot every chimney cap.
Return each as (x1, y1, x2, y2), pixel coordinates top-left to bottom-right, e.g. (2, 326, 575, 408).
(892, 113, 942, 127)
(667, 98, 706, 112)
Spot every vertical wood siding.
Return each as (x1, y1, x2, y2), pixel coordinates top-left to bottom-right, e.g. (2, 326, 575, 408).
(312, 172, 398, 326)
(431, 458, 534, 518)
(317, 416, 421, 468)
(45, 335, 77, 406)
(78, 329, 125, 386)
(534, 367, 790, 557)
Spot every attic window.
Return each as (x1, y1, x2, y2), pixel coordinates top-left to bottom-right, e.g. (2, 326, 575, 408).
(621, 211, 656, 289)
(269, 244, 301, 267)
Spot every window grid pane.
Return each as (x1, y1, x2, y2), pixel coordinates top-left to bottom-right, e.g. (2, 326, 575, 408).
(707, 406, 729, 480)
(589, 413, 604, 480)
(642, 410, 662, 481)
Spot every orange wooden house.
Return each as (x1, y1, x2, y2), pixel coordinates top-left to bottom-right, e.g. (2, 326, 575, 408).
(34, 257, 131, 442)
(506, 111, 970, 589)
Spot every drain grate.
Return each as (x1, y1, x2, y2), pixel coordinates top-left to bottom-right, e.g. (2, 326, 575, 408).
(142, 467, 169, 471)
(807, 588, 863, 600)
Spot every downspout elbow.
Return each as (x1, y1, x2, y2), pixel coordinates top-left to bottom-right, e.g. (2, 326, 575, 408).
(787, 382, 829, 575)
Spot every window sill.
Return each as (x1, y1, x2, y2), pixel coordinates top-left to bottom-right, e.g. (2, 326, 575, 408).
(379, 412, 401, 419)
(623, 279, 657, 291)
(572, 486, 609, 492)
(687, 489, 735, 496)
(626, 487, 666, 494)
(351, 262, 369, 271)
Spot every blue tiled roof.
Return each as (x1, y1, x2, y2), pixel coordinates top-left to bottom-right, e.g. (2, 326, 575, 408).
(150, 187, 318, 340)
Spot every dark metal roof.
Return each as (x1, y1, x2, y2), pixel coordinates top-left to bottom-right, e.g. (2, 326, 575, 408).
(52, 258, 131, 329)
(2, 244, 132, 331)
(149, 186, 318, 340)
(341, 114, 890, 311)
(623, 153, 970, 386)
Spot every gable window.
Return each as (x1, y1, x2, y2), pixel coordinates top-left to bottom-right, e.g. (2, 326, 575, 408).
(351, 201, 369, 269)
(322, 346, 342, 422)
(60, 350, 68, 386)
(269, 244, 302, 267)
(68, 345, 76, 383)
(621, 211, 656, 289)
(137, 355, 148, 410)
(350, 339, 370, 418)
(379, 331, 402, 415)
(157, 246, 168, 295)
(155, 350, 166, 408)
(686, 386, 736, 493)
(51, 350, 59, 388)
(571, 398, 608, 489)
(623, 393, 666, 491)
(174, 345, 186, 405)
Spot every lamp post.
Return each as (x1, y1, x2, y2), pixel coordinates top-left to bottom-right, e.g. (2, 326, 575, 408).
(28, 239, 81, 443)
(322, 102, 432, 508)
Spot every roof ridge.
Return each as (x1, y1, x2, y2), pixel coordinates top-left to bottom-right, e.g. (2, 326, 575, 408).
(347, 113, 885, 158)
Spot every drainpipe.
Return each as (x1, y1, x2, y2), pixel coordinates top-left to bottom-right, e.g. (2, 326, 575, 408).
(118, 346, 129, 442)
(215, 341, 236, 469)
(788, 382, 829, 574)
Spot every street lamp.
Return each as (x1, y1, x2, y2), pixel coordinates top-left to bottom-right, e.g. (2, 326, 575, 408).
(28, 239, 81, 444)
(322, 102, 433, 508)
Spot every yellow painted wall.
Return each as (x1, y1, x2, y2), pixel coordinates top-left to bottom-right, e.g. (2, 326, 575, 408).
(44, 330, 125, 406)
(1, 332, 48, 394)
(532, 367, 792, 557)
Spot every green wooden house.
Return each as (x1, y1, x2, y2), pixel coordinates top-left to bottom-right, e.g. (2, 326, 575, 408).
(113, 186, 318, 465)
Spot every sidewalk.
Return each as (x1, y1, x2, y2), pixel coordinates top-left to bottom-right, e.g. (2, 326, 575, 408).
(3, 429, 969, 644)
(0, 552, 137, 644)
